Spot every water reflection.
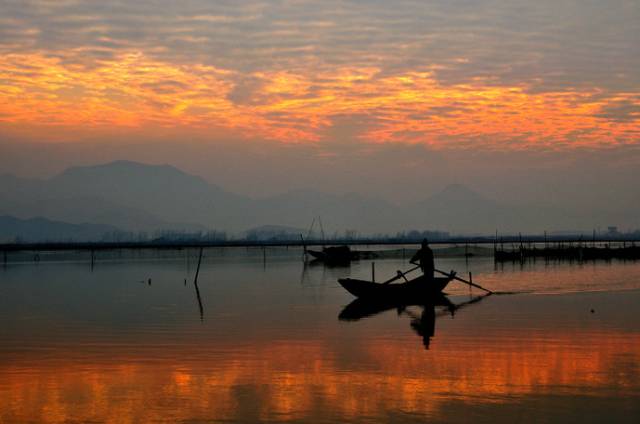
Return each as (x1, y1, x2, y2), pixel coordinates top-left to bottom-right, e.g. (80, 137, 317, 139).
(340, 294, 489, 349)
(0, 255, 639, 423)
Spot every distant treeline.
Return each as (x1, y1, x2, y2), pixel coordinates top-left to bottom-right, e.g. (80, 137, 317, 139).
(4, 230, 229, 244)
(101, 229, 451, 243)
(101, 228, 640, 244)
(3, 228, 451, 244)
(4, 226, 640, 245)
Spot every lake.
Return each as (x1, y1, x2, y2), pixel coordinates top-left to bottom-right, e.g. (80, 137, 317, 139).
(1, 248, 639, 423)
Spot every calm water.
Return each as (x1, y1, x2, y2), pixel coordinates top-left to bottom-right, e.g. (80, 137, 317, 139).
(1, 249, 639, 423)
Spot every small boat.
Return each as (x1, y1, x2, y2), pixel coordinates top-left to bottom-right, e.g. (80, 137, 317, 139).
(307, 245, 379, 264)
(338, 274, 454, 300)
(307, 246, 354, 264)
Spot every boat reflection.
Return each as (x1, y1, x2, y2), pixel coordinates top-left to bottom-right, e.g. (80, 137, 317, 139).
(339, 293, 489, 349)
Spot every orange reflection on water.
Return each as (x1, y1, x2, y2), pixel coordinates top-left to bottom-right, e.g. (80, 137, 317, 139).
(1, 327, 638, 423)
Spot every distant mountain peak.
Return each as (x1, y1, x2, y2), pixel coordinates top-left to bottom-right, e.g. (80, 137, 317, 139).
(58, 160, 187, 176)
(51, 160, 219, 192)
(414, 183, 498, 213)
(429, 183, 490, 202)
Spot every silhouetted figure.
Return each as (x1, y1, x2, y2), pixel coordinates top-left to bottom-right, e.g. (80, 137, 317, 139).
(411, 239, 435, 281)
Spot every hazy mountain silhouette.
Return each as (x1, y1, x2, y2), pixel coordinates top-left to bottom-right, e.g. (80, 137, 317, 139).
(412, 184, 522, 234)
(0, 163, 209, 232)
(0, 179, 182, 232)
(0, 215, 118, 242)
(49, 161, 249, 228)
(0, 162, 401, 233)
(1, 161, 635, 236)
(256, 189, 401, 234)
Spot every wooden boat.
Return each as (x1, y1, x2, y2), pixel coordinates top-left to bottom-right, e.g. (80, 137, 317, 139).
(307, 246, 379, 264)
(307, 246, 354, 263)
(338, 274, 453, 300)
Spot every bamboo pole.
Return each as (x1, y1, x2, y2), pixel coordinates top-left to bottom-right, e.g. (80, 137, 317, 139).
(194, 247, 204, 321)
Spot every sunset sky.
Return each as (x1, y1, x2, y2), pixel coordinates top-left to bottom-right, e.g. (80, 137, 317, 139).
(1, 0, 639, 203)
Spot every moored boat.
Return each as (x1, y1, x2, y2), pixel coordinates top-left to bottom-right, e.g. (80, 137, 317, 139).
(307, 245, 354, 264)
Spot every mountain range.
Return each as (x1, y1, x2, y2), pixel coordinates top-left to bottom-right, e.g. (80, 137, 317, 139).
(0, 160, 637, 240)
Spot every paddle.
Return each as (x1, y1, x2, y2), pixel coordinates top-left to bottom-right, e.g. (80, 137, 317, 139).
(380, 264, 493, 295)
(382, 265, 421, 285)
(434, 268, 493, 294)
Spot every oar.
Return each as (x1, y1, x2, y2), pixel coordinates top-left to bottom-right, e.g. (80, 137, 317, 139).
(435, 268, 493, 294)
(382, 265, 421, 285)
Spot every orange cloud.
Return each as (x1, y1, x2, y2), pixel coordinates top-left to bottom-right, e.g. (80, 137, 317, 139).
(0, 51, 638, 149)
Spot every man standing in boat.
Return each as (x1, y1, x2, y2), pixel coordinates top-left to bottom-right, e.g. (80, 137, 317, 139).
(411, 239, 435, 281)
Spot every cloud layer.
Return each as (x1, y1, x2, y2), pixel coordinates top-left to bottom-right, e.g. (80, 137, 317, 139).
(0, 0, 639, 149)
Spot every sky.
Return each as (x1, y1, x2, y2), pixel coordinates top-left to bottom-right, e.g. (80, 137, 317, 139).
(0, 0, 639, 205)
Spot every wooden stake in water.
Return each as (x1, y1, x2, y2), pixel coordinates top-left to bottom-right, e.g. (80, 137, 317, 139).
(193, 247, 204, 321)
(372, 262, 376, 282)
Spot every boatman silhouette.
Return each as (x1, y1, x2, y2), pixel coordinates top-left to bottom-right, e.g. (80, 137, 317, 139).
(410, 239, 435, 281)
